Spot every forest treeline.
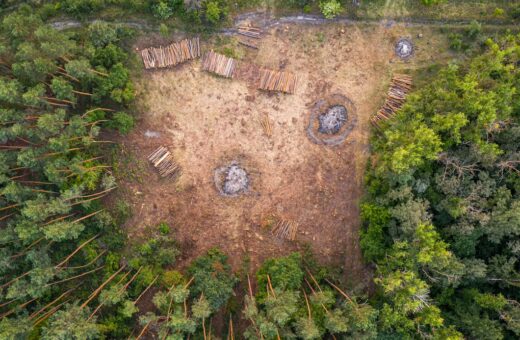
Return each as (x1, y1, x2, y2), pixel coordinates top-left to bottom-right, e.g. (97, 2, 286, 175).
(361, 33, 520, 338)
(0, 2, 519, 340)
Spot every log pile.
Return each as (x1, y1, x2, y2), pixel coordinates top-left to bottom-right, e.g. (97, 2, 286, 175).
(148, 146, 181, 180)
(237, 26, 262, 49)
(271, 219, 298, 241)
(201, 50, 237, 78)
(258, 69, 298, 94)
(141, 37, 201, 70)
(370, 74, 412, 127)
(237, 26, 262, 39)
(259, 114, 273, 137)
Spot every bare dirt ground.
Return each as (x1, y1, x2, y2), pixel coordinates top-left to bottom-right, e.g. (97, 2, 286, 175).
(116, 21, 450, 288)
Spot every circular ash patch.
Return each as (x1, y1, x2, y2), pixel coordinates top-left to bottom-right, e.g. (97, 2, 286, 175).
(307, 94, 357, 146)
(395, 38, 414, 59)
(214, 163, 250, 197)
(318, 105, 348, 135)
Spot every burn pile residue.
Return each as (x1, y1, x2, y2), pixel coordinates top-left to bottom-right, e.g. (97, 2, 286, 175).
(214, 162, 250, 197)
(307, 94, 357, 146)
(395, 38, 414, 59)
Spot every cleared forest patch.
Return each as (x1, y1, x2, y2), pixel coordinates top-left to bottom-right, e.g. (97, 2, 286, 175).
(115, 22, 451, 287)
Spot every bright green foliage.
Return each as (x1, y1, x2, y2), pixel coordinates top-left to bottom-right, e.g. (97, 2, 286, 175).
(187, 248, 237, 311)
(0, 316, 32, 339)
(319, 0, 342, 19)
(192, 294, 212, 319)
(363, 33, 520, 339)
(205, 1, 221, 24)
(421, 0, 446, 5)
(382, 115, 442, 173)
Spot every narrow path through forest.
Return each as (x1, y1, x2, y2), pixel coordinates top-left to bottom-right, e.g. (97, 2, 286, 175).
(49, 12, 520, 31)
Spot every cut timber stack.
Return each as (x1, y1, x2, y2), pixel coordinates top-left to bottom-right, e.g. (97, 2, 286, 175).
(271, 219, 298, 241)
(258, 68, 298, 94)
(148, 146, 181, 180)
(260, 115, 273, 137)
(237, 26, 262, 49)
(201, 50, 237, 78)
(370, 74, 412, 127)
(237, 26, 262, 39)
(141, 37, 200, 70)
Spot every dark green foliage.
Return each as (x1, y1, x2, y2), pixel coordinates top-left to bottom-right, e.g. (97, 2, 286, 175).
(108, 112, 134, 134)
(0, 5, 139, 338)
(360, 203, 391, 262)
(256, 252, 304, 298)
(88, 21, 119, 48)
(244, 252, 378, 339)
(41, 303, 100, 339)
(449, 33, 465, 51)
(187, 248, 237, 311)
(512, 5, 520, 20)
(363, 33, 520, 338)
(129, 223, 179, 269)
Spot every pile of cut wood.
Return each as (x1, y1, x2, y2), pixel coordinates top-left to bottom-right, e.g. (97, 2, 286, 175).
(271, 219, 298, 241)
(370, 74, 412, 127)
(148, 146, 181, 180)
(141, 37, 201, 70)
(202, 50, 237, 78)
(237, 25, 262, 49)
(258, 69, 298, 94)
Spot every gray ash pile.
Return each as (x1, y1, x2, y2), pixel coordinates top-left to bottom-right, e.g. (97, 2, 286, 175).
(214, 163, 250, 197)
(318, 105, 348, 135)
(395, 38, 414, 59)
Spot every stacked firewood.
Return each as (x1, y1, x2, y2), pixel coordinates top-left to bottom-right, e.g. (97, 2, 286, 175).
(148, 146, 181, 180)
(271, 219, 298, 241)
(141, 37, 200, 70)
(258, 68, 298, 94)
(370, 74, 412, 127)
(237, 25, 262, 49)
(259, 114, 273, 137)
(201, 50, 237, 78)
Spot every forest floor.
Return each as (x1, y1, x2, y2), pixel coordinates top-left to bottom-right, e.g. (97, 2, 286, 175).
(112, 21, 453, 289)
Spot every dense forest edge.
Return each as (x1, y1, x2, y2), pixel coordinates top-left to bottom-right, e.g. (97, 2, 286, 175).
(0, 0, 519, 339)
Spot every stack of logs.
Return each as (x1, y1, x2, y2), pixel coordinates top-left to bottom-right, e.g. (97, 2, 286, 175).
(258, 68, 298, 94)
(202, 50, 237, 78)
(370, 74, 413, 127)
(237, 25, 262, 49)
(148, 146, 181, 180)
(259, 114, 273, 137)
(271, 219, 298, 241)
(141, 37, 200, 70)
